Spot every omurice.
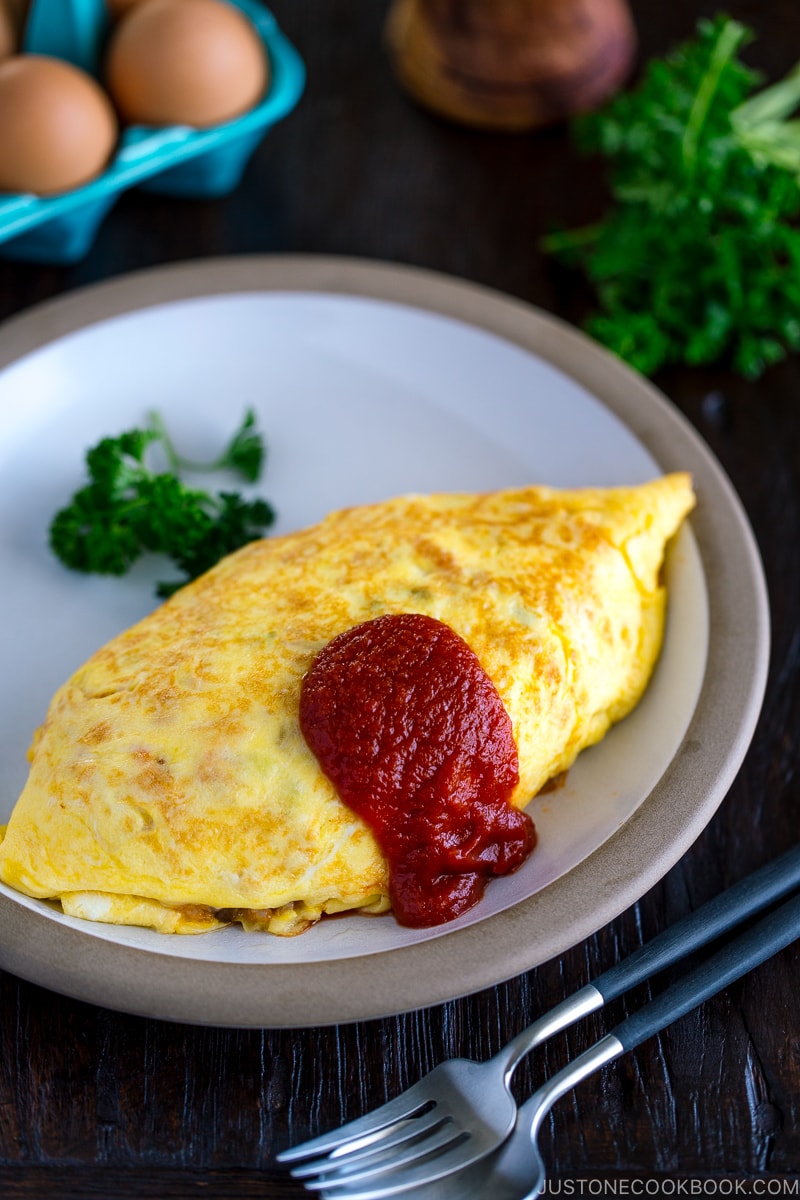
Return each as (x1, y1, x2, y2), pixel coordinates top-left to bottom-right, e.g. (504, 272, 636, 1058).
(0, 474, 695, 935)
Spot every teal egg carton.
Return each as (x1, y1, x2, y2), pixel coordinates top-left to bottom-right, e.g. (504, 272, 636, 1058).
(0, 0, 305, 264)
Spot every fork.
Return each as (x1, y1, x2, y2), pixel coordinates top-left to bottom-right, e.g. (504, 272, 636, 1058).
(314, 885, 800, 1200)
(278, 843, 800, 1198)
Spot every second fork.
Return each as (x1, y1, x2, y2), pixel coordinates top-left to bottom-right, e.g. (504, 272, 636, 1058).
(280, 842, 800, 1197)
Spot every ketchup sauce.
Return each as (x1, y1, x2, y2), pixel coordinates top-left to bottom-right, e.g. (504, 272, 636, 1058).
(299, 613, 536, 927)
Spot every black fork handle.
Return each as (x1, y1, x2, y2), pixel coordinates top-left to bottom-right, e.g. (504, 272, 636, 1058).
(530, 887, 800, 1132)
(594, 842, 800, 1003)
(610, 887, 800, 1052)
(501, 845, 800, 1076)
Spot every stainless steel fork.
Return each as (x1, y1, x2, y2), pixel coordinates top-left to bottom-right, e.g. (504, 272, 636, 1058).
(278, 844, 800, 1198)
(314, 882, 800, 1199)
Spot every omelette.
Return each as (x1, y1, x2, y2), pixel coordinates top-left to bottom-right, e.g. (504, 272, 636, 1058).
(0, 474, 695, 935)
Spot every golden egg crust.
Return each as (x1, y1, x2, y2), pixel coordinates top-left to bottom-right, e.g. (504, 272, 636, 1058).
(0, 475, 695, 935)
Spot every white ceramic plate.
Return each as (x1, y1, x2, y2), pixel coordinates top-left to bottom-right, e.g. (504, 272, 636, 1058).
(0, 257, 769, 1026)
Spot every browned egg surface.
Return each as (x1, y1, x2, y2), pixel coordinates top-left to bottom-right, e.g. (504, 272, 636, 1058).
(0, 475, 695, 936)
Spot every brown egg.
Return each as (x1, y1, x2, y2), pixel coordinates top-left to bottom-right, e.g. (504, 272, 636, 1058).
(104, 0, 270, 129)
(0, 55, 118, 195)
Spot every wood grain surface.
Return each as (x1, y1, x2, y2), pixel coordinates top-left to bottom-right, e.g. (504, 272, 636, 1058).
(1, 1, 799, 1195)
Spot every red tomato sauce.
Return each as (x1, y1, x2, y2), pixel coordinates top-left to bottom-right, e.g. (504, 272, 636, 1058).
(299, 613, 536, 927)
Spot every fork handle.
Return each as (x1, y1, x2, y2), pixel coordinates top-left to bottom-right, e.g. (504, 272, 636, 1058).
(593, 842, 800, 1004)
(525, 889, 800, 1136)
(610, 888, 800, 1052)
(499, 845, 800, 1076)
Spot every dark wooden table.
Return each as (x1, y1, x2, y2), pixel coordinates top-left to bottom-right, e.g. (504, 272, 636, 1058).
(2, 1, 799, 1195)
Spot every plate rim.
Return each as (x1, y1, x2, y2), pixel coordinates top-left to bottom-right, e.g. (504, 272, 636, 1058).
(0, 255, 770, 1027)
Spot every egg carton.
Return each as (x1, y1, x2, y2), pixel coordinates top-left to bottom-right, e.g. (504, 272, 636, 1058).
(0, 0, 305, 263)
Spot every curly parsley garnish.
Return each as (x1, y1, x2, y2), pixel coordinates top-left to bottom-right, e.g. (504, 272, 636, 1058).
(543, 14, 800, 379)
(49, 409, 275, 599)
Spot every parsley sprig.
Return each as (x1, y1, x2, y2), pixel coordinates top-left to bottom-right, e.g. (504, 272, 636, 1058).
(149, 407, 264, 482)
(49, 410, 275, 599)
(543, 15, 800, 379)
